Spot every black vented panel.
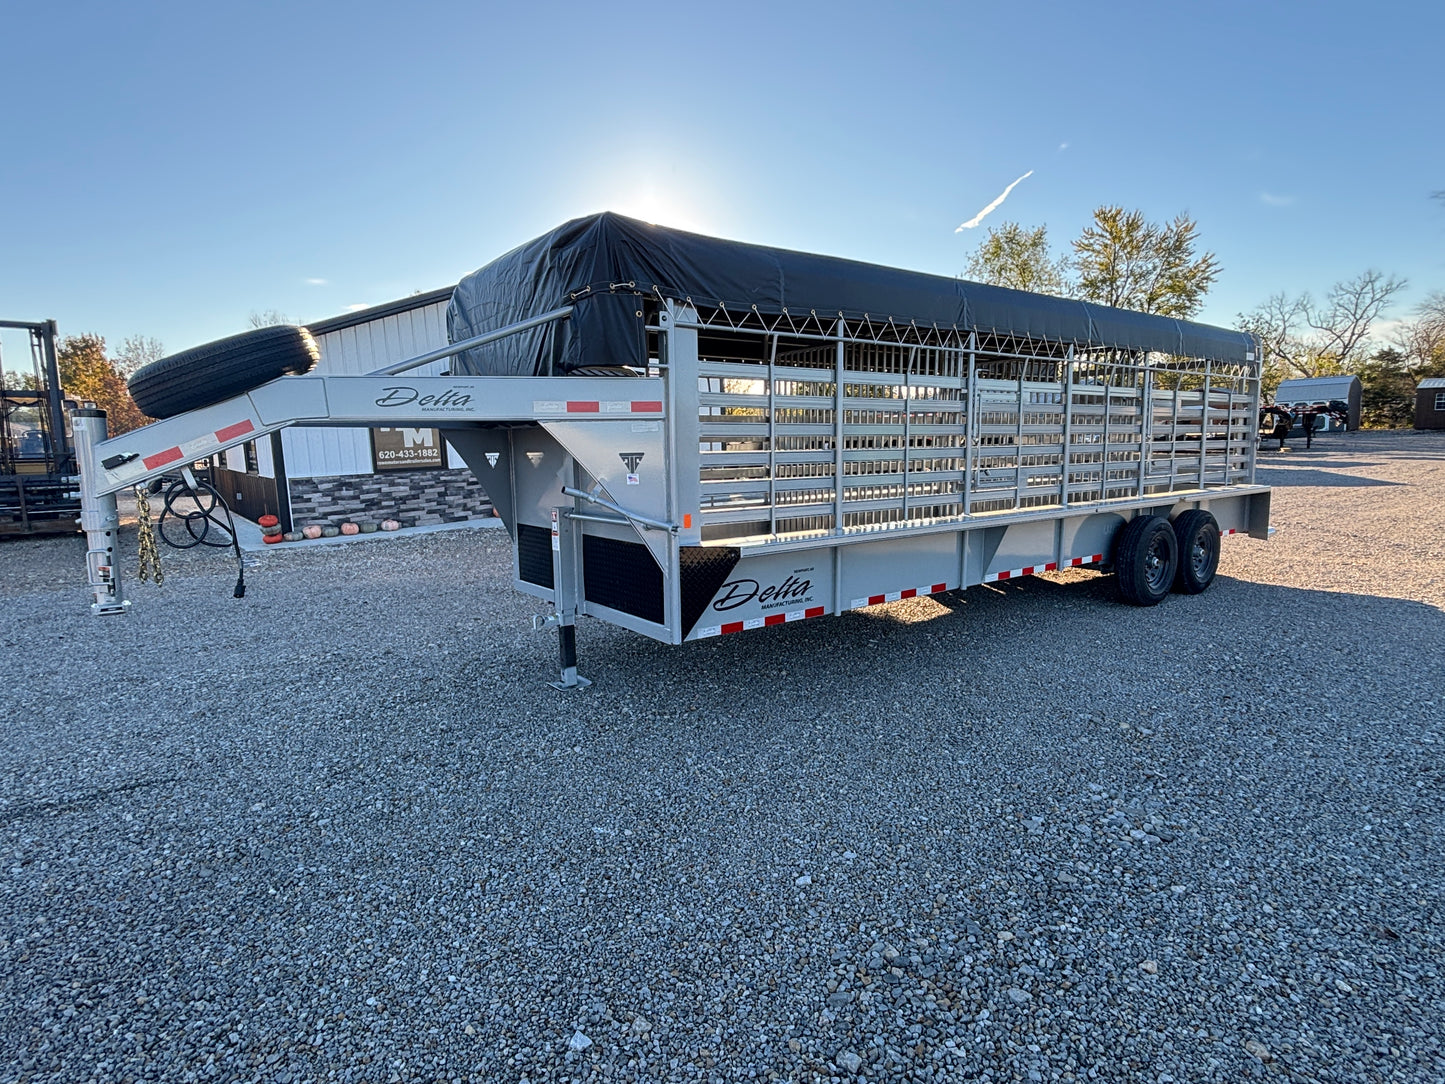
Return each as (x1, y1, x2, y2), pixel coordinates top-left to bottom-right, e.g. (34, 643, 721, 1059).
(583, 535, 664, 624)
(516, 523, 554, 588)
(679, 546, 741, 637)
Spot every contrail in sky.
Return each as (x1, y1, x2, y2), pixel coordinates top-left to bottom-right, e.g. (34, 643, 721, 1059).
(955, 170, 1034, 231)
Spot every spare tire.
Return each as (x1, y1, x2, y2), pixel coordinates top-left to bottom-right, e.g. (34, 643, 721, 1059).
(128, 326, 320, 419)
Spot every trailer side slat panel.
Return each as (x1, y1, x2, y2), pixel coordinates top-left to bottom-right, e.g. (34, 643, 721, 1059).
(690, 328, 1255, 537)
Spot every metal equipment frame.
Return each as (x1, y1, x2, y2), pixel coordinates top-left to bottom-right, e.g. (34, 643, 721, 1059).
(1, 319, 79, 537)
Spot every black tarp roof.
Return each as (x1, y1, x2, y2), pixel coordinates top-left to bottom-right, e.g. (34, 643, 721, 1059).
(447, 212, 1255, 376)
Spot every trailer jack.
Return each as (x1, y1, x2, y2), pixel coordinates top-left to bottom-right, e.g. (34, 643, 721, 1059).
(532, 611, 592, 690)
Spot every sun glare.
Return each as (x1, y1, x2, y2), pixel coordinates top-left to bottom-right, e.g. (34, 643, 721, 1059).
(607, 183, 712, 234)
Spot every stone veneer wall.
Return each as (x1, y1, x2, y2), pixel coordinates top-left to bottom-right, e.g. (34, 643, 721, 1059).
(287, 468, 492, 529)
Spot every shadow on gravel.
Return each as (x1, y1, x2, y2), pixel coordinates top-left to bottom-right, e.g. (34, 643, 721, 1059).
(590, 570, 1445, 709)
(1257, 454, 1378, 469)
(1256, 465, 1402, 488)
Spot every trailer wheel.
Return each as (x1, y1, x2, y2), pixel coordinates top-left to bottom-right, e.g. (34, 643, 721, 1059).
(1114, 515, 1177, 606)
(127, 326, 320, 419)
(1171, 509, 1220, 594)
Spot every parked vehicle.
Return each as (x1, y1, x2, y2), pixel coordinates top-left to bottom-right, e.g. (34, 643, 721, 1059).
(74, 214, 1270, 684)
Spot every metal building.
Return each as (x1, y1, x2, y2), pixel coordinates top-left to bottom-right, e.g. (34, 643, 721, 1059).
(208, 287, 494, 529)
(1274, 375, 1361, 430)
(1416, 377, 1445, 430)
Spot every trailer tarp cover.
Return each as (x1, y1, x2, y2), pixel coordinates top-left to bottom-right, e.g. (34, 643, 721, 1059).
(448, 213, 1255, 376)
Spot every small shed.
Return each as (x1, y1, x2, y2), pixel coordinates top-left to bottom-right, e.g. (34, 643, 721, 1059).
(1275, 375, 1362, 430)
(1416, 377, 1445, 430)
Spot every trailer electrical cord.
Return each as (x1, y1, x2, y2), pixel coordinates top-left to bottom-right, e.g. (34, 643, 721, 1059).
(156, 478, 246, 598)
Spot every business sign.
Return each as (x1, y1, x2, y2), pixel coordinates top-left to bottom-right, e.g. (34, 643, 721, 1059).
(372, 427, 445, 471)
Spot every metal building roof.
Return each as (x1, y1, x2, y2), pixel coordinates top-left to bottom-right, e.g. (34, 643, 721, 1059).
(1275, 375, 1360, 397)
(307, 286, 456, 337)
(1417, 377, 1445, 390)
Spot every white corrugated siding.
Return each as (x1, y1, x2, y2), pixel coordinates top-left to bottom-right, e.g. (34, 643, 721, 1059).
(282, 301, 452, 478)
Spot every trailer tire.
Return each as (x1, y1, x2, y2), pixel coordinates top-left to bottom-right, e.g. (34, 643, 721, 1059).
(1114, 515, 1177, 606)
(127, 326, 320, 419)
(1171, 509, 1220, 594)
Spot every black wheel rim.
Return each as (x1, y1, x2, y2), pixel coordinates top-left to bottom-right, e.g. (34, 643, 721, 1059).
(1190, 532, 1214, 580)
(1144, 533, 1172, 594)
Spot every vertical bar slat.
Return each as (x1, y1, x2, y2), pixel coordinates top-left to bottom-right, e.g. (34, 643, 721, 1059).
(1061, 345, 1074, 508)
(833, 318, 845, 533)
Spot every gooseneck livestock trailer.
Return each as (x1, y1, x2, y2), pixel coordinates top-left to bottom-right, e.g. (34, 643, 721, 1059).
(74, 214, 1270, 686)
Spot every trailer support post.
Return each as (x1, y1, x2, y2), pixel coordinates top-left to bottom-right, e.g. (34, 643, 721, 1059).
(70, 408, 127, 616)
(546, 505, 591, 690)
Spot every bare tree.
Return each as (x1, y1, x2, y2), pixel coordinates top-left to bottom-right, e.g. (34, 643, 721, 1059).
(1239, 270, 1408, 388)
(113, 334, 165, 378)
(1308, 271, 1408, 366)
(248, 309, 293, 329)
(1395, 290, 1445, 377)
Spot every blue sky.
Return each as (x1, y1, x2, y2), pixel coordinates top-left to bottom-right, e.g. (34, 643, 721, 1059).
(2, 0, 1442, 358)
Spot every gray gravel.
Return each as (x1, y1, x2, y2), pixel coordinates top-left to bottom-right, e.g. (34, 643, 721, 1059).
(2, 429, 1442, 1083)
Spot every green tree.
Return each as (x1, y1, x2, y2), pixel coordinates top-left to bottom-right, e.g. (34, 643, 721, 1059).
(963, 221, 1071, 295)
(57, 334, 150, 434)
(1072, 207, 1219, 317)
(1356, 347, 1417, 428)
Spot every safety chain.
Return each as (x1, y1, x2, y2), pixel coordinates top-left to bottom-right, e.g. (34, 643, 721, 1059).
(134, 486, 164, 585)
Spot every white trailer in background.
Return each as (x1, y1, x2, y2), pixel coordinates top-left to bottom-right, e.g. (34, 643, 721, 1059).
(74, 217, 1270, 687)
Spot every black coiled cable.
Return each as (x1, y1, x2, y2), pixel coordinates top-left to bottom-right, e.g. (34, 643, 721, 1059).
(155, 478, 246, 598)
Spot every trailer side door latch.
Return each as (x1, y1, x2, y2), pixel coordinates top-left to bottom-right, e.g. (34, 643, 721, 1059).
(101, 452, 139, 470)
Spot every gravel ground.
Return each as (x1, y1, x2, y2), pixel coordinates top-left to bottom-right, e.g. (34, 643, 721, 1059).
(1, 429, 1441, 1084)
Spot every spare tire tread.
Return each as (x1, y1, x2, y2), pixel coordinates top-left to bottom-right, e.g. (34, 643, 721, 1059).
(128, 326, 319, 419)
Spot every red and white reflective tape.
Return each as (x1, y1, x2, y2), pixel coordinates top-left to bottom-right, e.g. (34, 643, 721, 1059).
(1220, 528, 1238, 537)
(215, 419, 255, 442)
(695, 605, 827, 639)
(849, 583, 950, 610)
(141, 446, 185, 471)
(982, 554, 1103, 584)
(532, 399, 664, 415)
(140, 419, 255, 472)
